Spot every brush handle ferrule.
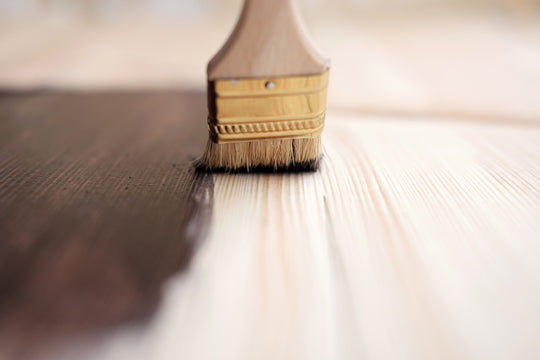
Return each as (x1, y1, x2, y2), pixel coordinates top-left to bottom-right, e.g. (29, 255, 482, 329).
(207, 71, 328, 143)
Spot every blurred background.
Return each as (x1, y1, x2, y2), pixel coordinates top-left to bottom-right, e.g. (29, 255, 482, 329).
(1, 0, 539, 20)
(1, 0, 540, 120)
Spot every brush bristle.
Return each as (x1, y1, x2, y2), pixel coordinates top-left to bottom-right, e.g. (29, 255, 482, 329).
(195, 137, 321, 172)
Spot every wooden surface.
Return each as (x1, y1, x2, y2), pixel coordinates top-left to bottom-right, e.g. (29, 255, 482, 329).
(1, 91, 539, 360)
(1, 10, 540, 360)
(164, 115, 540, 360)
(0, 90, 212, 359)
(207, 0, 328, 79)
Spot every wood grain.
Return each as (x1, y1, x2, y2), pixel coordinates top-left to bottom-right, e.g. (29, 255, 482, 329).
(1, 10, 539, 360)
(0, 90, 213, 359)
(16, 111, 537, 360)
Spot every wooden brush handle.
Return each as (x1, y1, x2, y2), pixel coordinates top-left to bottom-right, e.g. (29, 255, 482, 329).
(207, 0, 328, 80)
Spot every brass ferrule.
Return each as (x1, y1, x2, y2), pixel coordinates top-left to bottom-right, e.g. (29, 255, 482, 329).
(207, 71, 329, 143)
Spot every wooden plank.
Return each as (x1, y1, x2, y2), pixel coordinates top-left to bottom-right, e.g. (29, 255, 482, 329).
(1, 12, 539, 358)
(114, 114, 537, 360)
(0, 90, 213, 358)
(2, 91, 538, 359)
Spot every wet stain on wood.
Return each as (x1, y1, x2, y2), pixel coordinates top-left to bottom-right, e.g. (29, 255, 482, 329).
(0, 89, 213, 356)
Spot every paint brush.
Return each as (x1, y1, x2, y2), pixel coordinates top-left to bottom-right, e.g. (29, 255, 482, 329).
(197, 0, 329, 172)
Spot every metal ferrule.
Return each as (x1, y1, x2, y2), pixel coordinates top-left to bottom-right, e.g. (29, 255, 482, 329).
(207, 70, 329, 143)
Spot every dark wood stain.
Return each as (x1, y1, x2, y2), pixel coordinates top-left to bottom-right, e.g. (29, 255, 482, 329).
(0, 89, 213, 358)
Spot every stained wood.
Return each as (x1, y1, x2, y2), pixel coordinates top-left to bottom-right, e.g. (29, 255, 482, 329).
(207, 0, 328, 79)
(3, 97, 537, 359)
(1, 10, 540, 360)
(0, 90, 213, 358)
(51, 113, 540, 360)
